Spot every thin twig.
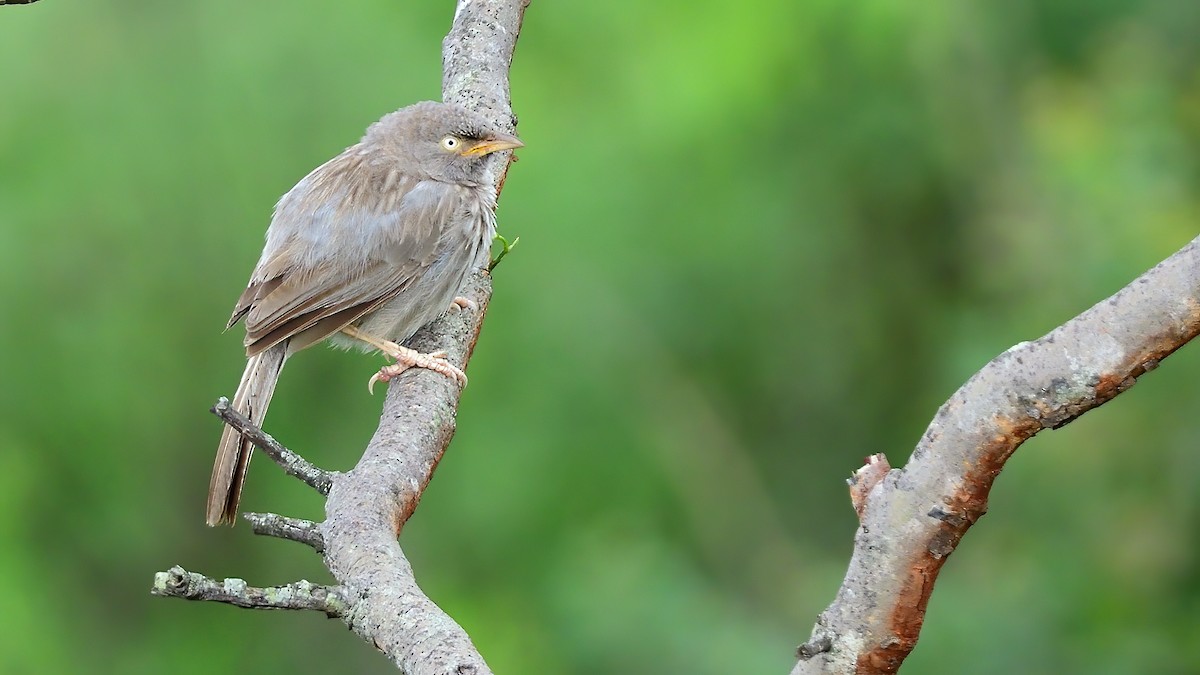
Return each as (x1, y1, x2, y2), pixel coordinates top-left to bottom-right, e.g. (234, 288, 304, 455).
(244, 512, 324, 552)
(211, 397, 333, 495)
(792, 234, 1200, 674)
(151, 565, 347, 618)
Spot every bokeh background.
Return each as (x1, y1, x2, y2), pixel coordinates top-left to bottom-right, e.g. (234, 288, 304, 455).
(3, 1, 1199, 673)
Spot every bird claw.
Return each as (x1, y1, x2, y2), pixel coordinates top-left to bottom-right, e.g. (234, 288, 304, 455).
(367, 348, 467, 394)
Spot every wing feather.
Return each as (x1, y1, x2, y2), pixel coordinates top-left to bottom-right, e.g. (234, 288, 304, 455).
(227, 147, 466, 356)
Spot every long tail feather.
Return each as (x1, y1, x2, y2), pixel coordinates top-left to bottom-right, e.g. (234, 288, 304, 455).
(206, 343, 288, 526)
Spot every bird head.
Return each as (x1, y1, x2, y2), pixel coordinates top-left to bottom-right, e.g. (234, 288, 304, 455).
(365, 101, 523, 186)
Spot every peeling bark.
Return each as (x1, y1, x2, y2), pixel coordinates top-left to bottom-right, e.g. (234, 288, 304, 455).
(793, 235, 1200, 674)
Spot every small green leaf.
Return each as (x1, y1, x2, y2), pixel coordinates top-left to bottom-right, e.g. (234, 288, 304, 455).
(489, 233, 520, 272)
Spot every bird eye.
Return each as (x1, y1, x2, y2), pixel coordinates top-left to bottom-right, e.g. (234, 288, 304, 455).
(441, 136, 459, 151)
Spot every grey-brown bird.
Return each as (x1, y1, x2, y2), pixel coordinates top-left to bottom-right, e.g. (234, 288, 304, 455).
(206, 101, 522, 526)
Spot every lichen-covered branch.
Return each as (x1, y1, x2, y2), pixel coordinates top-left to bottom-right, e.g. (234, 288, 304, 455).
(244, 512, 324, 552)
(792, 235, 1200, 674)
(211, 397, 334, 495)
(151, 566, 347, 617)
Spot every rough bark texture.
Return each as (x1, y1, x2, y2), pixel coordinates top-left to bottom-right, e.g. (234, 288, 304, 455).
(212, 397, 333, 495)
(792, 234, 1200, 674)
(244, 512, 324, 551)
(322, 273, 497, 673)
(317, 2, 526, 673)
(151, 566, 347, 617)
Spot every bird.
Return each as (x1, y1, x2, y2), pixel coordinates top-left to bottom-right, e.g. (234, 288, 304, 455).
(206, 101, 523, 526)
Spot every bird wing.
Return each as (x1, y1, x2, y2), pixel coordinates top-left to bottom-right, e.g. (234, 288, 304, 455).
(228, 149, 466, 356)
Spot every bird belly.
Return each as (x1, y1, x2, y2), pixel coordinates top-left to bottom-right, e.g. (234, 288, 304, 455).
(334, 210, 492, 352)
(356, 265, 466, 343)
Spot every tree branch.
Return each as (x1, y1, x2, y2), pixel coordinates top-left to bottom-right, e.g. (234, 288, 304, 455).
(211, 396, 334, 495)
(792, 235, 1200, 674)
(151, 566, 347, 617)
(244, 512, 324, 552)
(153, 3, 526, 672)
(316, 2, 527, 672)
(322, 273, 496, 673)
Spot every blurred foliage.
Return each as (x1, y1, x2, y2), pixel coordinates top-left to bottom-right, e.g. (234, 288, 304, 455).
(2, 1, 1199, 673)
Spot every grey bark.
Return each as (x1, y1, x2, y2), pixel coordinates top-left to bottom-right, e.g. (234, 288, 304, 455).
(315, 3, 527, 667)
(792, 235, 1200, 674)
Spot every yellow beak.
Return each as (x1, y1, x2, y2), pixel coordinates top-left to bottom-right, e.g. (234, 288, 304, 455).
(463, 132, 524, 157)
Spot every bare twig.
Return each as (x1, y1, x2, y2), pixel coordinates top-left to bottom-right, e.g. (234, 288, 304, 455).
(244, 512, 324, 552)
(151, 565, 347, 617)
(792, 235, 1200, 674)
(211, 397, 334, 495)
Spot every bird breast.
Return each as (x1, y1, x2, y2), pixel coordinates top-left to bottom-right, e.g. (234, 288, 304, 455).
(338, 181, 496, 349)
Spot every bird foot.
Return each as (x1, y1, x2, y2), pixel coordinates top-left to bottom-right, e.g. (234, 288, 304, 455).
(367, 343, 467, 394)
(448, 296, 477, 313)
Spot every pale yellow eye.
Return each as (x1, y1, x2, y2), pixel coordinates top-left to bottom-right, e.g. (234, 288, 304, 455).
(441, 136, 460, 151)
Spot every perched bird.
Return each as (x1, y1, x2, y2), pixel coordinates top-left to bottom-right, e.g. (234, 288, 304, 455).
(207, 101, 522, 526)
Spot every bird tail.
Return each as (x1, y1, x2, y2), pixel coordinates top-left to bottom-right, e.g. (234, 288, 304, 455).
(206, 344, 288, 526)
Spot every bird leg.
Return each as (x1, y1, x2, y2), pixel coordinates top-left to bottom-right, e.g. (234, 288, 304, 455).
(340, 325, 468, 393)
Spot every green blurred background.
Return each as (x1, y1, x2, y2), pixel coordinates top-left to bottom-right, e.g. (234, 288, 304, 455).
(2, 1, 1199, 673)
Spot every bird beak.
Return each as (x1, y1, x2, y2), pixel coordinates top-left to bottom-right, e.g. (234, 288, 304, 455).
(463, 132, 524, 157)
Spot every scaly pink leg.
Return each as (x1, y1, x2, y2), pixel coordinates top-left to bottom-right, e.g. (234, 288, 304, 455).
(340, 325, 467, 393)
